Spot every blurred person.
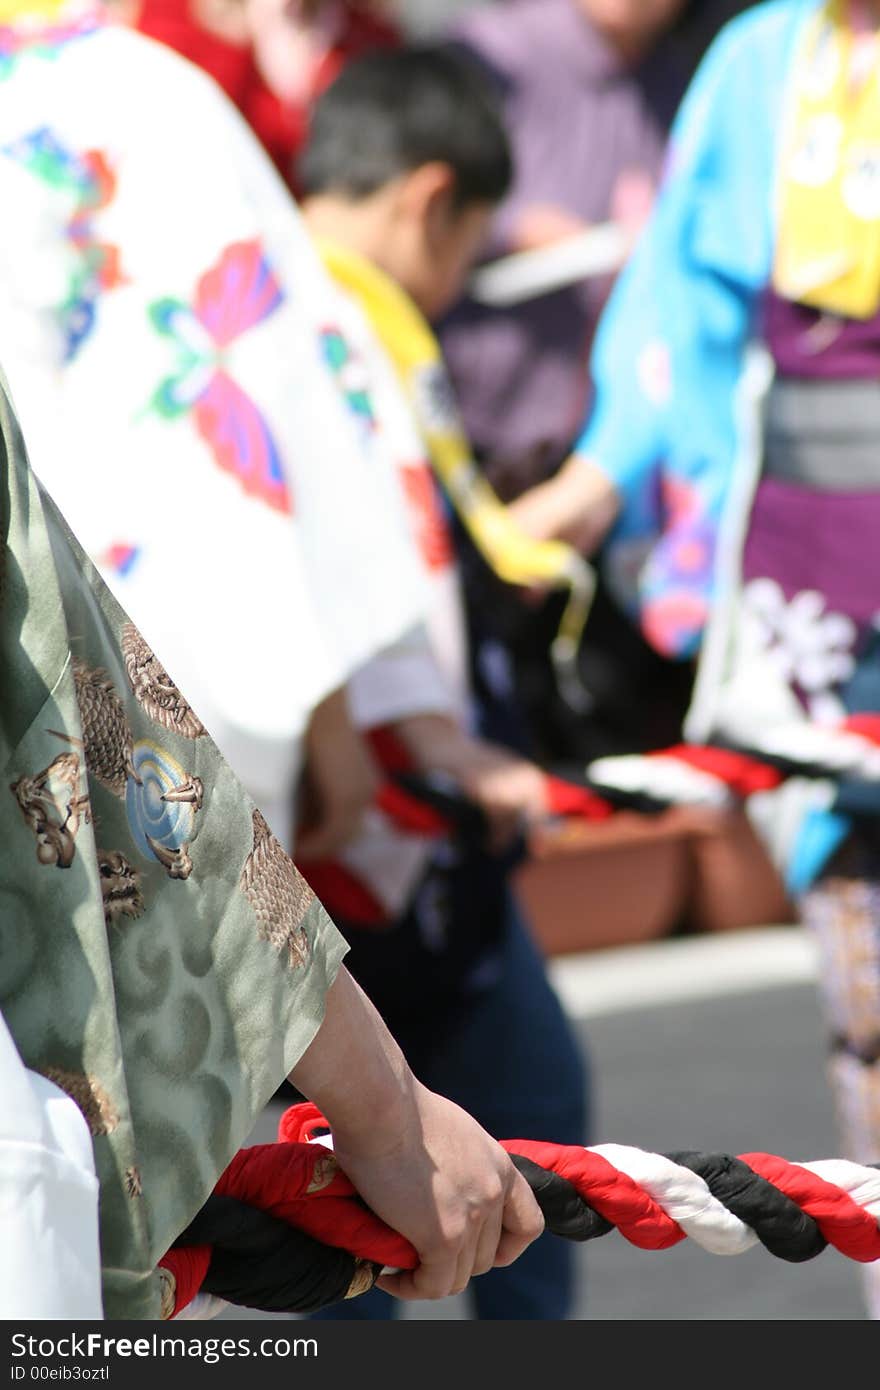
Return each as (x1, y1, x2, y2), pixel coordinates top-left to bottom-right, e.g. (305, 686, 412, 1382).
(0, 368, 543, 1317)
(0, 0, 436, 862)
(509, 0, 880, 1316)
(130, 0, 400, 190)
(434, 0, 698, 770)
(297, 46, 589, 1321)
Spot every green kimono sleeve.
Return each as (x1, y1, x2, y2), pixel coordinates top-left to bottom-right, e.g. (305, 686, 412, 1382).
(0, 372, 349, 1319)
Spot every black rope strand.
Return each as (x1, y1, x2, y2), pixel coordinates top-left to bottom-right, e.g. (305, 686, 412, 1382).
(174, 1194, 379, 1313)
(513, 1150, 880, 1262)
(667, 1151, 827, 1263)
(510, 1154, 613, 1241)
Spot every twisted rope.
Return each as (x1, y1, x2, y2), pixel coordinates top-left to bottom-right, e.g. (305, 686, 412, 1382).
(279, 1106, 880, 1267)
(583, 716, 880, 815)
(507, 1141, 880, 1264)
(161, 1111, 880, 1318)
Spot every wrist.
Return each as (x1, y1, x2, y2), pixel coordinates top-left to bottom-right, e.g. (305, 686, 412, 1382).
(555, 454, 621, 548)
(393, 713, 467, 777)
(289, 968, 417, 1156)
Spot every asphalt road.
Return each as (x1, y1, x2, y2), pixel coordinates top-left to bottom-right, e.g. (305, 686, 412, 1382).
(220, 929, 868, 1322)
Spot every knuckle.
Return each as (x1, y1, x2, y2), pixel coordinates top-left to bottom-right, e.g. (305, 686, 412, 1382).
(467, 1204, 485, 1230)
(483, 1177, 505, 1207)
(441, 1218, 469, 1249)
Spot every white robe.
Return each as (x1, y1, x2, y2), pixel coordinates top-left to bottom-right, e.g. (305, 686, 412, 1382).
(0, 1011, 103, 1320)
(0, 11, 430, 848)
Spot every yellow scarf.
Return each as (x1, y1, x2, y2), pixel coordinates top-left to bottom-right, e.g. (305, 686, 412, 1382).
(318, 237, 595, 707)
(774, 0, 880, 319)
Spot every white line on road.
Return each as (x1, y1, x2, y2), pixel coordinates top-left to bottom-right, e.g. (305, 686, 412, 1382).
(548, 926, 819, 1021)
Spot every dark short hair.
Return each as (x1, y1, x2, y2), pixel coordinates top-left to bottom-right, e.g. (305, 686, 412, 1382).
(299, 45, 513, 210)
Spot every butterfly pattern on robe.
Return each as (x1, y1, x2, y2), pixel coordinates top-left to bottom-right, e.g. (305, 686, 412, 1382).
(1, 124, 124, 359)
(148, 240, 291, 515)
(319, 325, 378, 439)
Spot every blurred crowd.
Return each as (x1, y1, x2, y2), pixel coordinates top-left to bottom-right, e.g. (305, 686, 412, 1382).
(2, 0, 880, 1324)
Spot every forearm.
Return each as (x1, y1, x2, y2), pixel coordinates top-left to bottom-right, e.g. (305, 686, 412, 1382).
(392, 711, 467, 774)
(289, 968, 545, 1299)
(288, 966, 415, 1157)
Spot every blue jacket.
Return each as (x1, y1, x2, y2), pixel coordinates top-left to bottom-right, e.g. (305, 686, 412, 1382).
(576, 0, 815, 659)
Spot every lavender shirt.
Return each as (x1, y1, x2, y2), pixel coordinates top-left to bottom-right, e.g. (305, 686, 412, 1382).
(439, 0, 686, 499)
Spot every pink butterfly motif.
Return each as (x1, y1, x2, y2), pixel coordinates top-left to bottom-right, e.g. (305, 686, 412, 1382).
(150, 240, 290, 514)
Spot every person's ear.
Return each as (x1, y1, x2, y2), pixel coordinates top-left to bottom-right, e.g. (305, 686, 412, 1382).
(397, 162, 458, 240)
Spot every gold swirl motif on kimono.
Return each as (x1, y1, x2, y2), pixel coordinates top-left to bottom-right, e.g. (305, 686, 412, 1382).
(122, 624, 206, 739)
(38, 1066, 119, 1137)
(346, 1260, 380, 1300)
(124, 1166, 143, 1199)
(125, 740, 203, 880)
(9, 749, 90, 868)
(306, 1151, 339, 1193)
(240, 809, 312, 967)
(72, 658, 138, 797)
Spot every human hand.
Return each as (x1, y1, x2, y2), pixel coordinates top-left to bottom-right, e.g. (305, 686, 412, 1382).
(453, 740, 549, 851)
(610, 168, 656, 250)
(392, 715, 549, 851)
(508, 454, 621, 555)
(295, 686, 380, 859)
(332, 1080, 545, 1300)
(510, 203, 589, 253)
(290, 972, 544, 1301)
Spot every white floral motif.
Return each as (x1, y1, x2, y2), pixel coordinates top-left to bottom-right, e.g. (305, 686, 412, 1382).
(636, 340, 672, 406)
(742, 579, 857, 723)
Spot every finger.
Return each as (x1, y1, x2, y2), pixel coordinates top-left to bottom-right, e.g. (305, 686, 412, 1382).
(450, 1245, 478, 1295)
(471, 1202, 504, 1278)
(374, 1271, 416, 1300)
(492, 1171, 545, 1268)
(375, 1252, 459, 1302)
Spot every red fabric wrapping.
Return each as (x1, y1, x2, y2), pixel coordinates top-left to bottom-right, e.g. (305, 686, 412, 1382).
(653, 745, 784, 796)
(296, 725, 448, 924)
(543, 775, 614, 821)
(282, 1106, 685, 1254)
(842, 713, 880, 745)
(374, 781, 450, 836)
(158, 1245, 212, 1317)
(216, 1136, 418, 1270)
(366, 726, 412, 773)
(161, 1105, 880, 1319)
(295, 857, 387, 926)
(278, 1100, 329, 1146)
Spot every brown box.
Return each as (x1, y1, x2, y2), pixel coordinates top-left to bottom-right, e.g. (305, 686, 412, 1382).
(514, 811, 692, 957)
(514, 808, 795, 957)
